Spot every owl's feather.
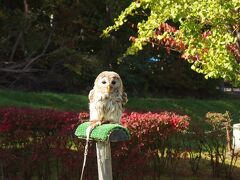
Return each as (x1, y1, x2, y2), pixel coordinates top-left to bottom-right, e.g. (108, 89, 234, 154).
(88, 89, 95, 103)
(122, 92, 128, 106)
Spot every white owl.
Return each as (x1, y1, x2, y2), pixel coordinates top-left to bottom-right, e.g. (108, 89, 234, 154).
(88, 71, 128, 125)
(81, 71, 128, 180)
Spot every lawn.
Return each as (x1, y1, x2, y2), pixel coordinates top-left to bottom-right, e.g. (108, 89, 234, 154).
(0, 88, 240, 124)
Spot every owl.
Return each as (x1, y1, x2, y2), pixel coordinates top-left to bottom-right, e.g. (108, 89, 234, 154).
(88, 71, 128, 125)
(81, 71, 128, 180)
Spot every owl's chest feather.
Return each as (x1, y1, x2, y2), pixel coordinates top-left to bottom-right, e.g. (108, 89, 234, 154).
(89, 92, 123, 122)
(94, 92, 122, 112)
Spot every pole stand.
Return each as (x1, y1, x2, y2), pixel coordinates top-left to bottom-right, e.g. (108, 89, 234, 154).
(75, 122, 131, 180)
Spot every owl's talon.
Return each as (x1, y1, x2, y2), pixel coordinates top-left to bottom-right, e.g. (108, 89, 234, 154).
(89, 120, 102, 126)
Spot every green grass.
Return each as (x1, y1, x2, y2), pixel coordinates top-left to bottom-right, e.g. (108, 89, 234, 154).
(0, 89, 88, 111)
(0, 89, 240, 124)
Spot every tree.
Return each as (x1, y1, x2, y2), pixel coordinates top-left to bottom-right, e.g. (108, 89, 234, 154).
(0, 0, 132, 91)
(103, 0, 240, 85)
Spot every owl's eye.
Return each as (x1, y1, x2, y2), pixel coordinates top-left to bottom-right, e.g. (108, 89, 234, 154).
(102, 81, 106, 84)
(111, 81, 116, 85)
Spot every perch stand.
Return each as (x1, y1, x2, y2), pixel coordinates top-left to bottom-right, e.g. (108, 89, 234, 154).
(75, 122, 130, 180)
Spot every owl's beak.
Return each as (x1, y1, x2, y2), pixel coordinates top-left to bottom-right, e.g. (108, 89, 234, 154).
(107, 85, 112, 93)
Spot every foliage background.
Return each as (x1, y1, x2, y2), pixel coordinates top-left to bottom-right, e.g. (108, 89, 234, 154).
(0, 0, 224, 97)
(103, 0, 240, 84)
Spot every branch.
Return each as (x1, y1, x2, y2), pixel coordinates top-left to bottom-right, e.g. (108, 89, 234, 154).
(9, 32, 23, 62)
(0, 43, 62, 74)
(23, 30, 54, 70)
(235, 24, 240, 48)
(1, 29, 55, 73)
(0, 68, 41, 73)
(8, 0, 29, 62)
(24, 0, 29, 15)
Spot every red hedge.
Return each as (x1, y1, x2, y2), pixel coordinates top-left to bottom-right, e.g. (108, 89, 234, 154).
(0, 107, 190, 179)
(113, 111, 190, 179)
(0, 107, 80, 133)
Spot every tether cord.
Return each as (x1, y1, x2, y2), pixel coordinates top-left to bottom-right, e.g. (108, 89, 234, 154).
(79, 121, 102, 180)
(80, 139, 89, 180)
(80, 123, 97, 180)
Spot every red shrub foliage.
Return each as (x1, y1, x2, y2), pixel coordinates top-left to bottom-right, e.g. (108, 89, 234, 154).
(112, 111, 190, 179)
(0, 108, 190, 179)
(0, 107, 79, 133)
(0, 107, 86, 179)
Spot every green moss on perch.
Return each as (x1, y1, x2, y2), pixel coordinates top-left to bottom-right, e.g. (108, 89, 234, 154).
(75, 122, 131, 142)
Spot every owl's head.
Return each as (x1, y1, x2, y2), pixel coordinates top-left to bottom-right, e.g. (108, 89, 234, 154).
(94, 71, 123, 94)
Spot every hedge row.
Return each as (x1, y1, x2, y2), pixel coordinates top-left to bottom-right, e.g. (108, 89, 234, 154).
(0, 107, 189, 179)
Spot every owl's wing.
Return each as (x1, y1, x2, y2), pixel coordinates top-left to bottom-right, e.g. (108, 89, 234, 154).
(122, 92, 128, 106)
(88, 89, 95, 103)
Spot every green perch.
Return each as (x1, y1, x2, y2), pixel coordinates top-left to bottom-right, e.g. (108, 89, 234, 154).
(75, 122, 131, 142)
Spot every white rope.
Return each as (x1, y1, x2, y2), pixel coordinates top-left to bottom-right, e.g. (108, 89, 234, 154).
(80, 125, 93, 180)
(80, 122, 101, 180)
(80, 139, 89, 180)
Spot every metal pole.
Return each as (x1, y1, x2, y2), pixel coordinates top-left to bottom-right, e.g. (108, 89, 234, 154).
(96, 141, 113, 180)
